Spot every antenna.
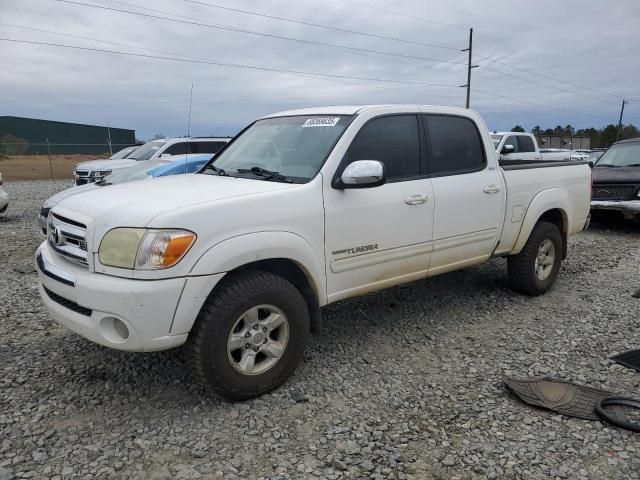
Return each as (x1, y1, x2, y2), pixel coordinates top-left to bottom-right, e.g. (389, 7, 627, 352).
(107, 122, 113, 155)
(186, 83, 194, 137)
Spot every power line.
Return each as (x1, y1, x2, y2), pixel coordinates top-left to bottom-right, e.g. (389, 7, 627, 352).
(333, 0, 628, 102)
(54, 0, 466, 67)
(478, 64, 621, 106)
(339, 0, 469, 31)
(0, 23, 407, 93)
(115, 0, 462, 71)
(0, 37, 460, 88)
(474, 53, 623, 102)
(337, 0, 515, 48)
(170, 0, 463, 53)
(472, 88, 614, 120)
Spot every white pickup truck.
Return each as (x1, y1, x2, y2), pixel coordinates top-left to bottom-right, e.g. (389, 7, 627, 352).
(492, 132, 584, 162)
(36, 105, 591, 400)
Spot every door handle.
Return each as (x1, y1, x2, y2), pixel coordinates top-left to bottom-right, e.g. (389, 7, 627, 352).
(483, 185, 501, 194)
(405, 194, 428, 205)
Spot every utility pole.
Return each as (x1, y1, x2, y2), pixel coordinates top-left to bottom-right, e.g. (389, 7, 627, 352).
(460, 28, 478, 109)
(616, 99, 627, 141)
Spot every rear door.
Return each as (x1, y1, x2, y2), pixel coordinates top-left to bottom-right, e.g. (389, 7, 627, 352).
(422, 114, 504, 275)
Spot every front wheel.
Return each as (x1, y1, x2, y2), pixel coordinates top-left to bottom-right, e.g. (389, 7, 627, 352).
(507, 221, 563, 296)
(189, 270, 309, 400)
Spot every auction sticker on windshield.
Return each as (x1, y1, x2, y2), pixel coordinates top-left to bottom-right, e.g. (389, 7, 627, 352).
(303, 117, 340, 127)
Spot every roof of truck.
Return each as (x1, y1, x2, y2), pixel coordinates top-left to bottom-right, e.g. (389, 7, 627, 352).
(491, 131, 532, 136)
(263, 104, 472, 118)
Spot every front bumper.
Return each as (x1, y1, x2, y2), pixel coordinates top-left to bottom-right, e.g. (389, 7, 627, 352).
(35, 243, 223, 352)
(591, 200, 640, 217)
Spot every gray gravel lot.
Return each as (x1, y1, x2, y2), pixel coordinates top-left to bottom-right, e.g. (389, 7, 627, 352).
(1, 179, 639, 480)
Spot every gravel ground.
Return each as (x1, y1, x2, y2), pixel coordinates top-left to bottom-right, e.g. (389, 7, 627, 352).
(1, 179, 639, 480)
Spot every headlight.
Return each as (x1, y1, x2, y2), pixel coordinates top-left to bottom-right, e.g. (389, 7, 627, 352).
(98, 228, 196, 270)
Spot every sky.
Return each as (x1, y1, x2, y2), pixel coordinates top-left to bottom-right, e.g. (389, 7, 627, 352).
(1, 0, 639, 140)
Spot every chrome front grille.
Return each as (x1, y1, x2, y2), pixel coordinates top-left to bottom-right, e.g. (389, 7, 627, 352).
(47, 213, 89, 265)
(74, 170, 91, 186)
(592, 184, 639, 201)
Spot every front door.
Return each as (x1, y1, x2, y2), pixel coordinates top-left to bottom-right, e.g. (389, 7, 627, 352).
(323, 114, 434, 303)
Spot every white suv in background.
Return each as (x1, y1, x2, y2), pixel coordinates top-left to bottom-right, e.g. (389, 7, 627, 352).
(73, 137, 230, 185)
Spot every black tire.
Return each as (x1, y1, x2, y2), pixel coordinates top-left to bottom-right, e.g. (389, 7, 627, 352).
(189, 270, 309, 400)
(507, 221, 563, 296)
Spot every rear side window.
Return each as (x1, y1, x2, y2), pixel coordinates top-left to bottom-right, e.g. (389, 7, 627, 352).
(192, 141, 227, 154)
(423, 115, 486, 176)
(164, 142, 192, 155)
(517, 135, 535, 153)
(503, 136, 520, 153)
(348, 115, 420, 180)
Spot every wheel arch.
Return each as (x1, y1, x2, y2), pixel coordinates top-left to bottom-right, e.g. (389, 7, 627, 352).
(512, 189, 571, 258)
(177, 232, 326, 336)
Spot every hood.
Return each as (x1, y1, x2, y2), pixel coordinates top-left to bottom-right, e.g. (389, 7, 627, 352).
(592, 166, 640, 184)
(44, 183, 98, 208)
(54, 174, 297, 228)
(75, 159, 139, 171)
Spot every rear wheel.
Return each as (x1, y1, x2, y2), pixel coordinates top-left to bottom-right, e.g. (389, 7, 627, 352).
(189, 270, 309, 400)
(507, 221, 563, 296)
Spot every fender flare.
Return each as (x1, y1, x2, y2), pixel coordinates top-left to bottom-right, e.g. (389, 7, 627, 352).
(189, 230, 327, 304)
(511, 188, 571, 255)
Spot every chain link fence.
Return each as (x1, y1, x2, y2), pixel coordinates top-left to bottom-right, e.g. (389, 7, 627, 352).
(0, 143, 136, 181)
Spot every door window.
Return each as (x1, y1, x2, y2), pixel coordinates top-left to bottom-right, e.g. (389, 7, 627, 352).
(423, 115, 486, 176)
(163, 142, 192, 155)
(517, 136, 536, 152)
(348, 115, 420, 180)
(503, 136, 520, 153)
(192, 141, 227, 153)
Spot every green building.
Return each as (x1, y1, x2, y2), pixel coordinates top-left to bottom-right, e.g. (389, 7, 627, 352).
(0, 116, 136, 155)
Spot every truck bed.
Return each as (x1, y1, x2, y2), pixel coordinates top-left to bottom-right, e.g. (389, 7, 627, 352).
(499, 159, 587, 170)
(494, 160, 592, 256)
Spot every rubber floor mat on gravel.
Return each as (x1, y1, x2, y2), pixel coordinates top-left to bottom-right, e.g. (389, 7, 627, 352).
(611, 350, 640, 372)
(504, 376, 614, 420)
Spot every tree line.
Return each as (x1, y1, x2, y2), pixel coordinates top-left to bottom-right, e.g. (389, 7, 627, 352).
(509, 124, 639, 148)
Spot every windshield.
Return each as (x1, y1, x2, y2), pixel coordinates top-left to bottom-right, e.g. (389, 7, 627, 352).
(595, 143, 640, 167)
(128, 140, 167, 161)
(491, 134, 503, 149)
(208, 115, 353, 182)
(109, 145, 137, 160)
(103, 160, 169, 184)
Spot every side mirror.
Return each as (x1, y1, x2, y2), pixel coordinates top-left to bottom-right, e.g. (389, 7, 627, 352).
(501, 145, 515, 155)
(336, 160, 386, 189)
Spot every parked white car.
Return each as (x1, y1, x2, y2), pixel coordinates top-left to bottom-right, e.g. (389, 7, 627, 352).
(0, 173, 8, 214)
(36, 105, 591, 400)
(491, 132, 542, 161)
(39, 154, 214, 234)
(73, 137, 230, 185)
(492, 133, 586, 162)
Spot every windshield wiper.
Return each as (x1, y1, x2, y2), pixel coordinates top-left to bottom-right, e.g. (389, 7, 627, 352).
(203, 164, 228, 176)
(236, 166, 292, 183)
(594, 164, 619, 167)
(624, 163, 640, 167)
